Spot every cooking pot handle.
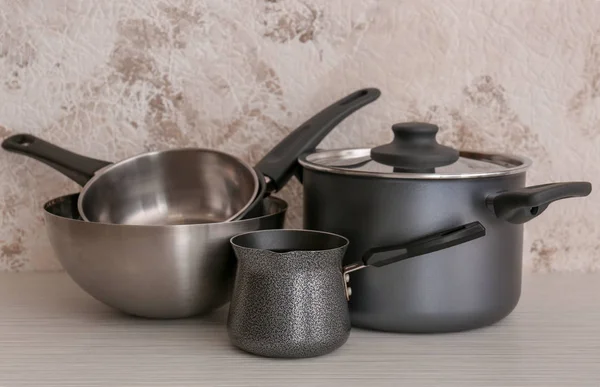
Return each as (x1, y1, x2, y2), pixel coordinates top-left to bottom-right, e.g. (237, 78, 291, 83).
(487, 182, 592, 224)
(255, 88, 381, 191)
(344, 221, 486, 272)
(2, 134, 111, 186)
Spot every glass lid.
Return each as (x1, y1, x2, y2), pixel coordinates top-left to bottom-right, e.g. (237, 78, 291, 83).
(298, 122, 531, 179)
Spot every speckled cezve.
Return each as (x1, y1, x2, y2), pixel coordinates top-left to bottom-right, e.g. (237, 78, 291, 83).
(228, 239, 350, 358)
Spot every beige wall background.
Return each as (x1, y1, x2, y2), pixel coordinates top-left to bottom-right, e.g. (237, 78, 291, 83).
(0, 0, 598, 272)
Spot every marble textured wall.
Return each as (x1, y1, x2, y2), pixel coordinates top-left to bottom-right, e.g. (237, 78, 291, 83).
(0, 0, 598, 272)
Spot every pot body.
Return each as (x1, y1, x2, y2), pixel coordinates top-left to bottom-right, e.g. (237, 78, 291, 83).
(43, 193, 287, 319)
(302, 169, 526, 333)
(227, 243, 350, 358)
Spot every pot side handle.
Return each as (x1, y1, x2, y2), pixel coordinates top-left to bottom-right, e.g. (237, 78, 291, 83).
(358, 221, 486, 268)
(487, 182, 592, 224)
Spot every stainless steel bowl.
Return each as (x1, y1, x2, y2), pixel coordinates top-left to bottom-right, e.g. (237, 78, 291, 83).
(43, 193, 288, 318)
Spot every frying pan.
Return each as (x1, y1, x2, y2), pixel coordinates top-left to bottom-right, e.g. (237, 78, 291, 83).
(2, 88, 381, 225)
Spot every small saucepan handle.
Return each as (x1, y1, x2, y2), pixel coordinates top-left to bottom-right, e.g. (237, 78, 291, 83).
(351, 221, 486, 270)
(255, 88, 381, 191)
(487, 182, 592, 224)
(2, 134, 112, 187)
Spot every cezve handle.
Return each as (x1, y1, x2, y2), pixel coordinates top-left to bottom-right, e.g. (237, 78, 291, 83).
(343, 221, 486, 275)
(487, 182, 592, 224)
(341, 221, 486, 300)
(255, 88, 381, 191)
(2, 133, 111, 187)
(364, 221, 486, 268)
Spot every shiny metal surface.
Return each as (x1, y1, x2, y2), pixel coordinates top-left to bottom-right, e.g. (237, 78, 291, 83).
(342, 263, 366, 301)
(43, 193, 287, 319)
(228, 229, 351, 358)
(299, 149, 532, 179)
(79, 148, 259, 225)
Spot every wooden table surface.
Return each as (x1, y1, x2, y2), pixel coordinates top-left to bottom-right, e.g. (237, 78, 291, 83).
(1, 272, 599, 386)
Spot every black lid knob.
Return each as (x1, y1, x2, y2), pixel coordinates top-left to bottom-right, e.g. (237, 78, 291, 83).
(370, 122, 459, 170)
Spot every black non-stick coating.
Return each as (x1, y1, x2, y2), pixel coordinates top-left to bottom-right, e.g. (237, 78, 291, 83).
(302, 168, 527, 333)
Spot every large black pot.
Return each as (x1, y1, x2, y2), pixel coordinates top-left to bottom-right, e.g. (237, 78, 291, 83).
(298, 122, 592, 333)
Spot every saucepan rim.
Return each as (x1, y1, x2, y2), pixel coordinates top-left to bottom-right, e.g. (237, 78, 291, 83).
(43, 193, 289, 230)
(78, 147, 260, 223)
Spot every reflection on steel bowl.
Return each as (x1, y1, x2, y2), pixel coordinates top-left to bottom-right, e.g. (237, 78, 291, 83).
(43, 193, 288, 319)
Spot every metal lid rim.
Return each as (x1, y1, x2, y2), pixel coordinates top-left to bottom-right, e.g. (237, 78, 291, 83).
(298, 148, 533, 180)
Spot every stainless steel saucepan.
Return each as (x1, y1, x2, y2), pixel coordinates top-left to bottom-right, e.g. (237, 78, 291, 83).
(3, 88, 381, 225)
(4, 137, 258, 226)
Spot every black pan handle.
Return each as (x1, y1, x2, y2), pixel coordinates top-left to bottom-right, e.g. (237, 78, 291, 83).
(2, 134, 112, 186)
(254, 88, 381, 191)
(487, 182, 592, 224)
(357, 221, 486, 268)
